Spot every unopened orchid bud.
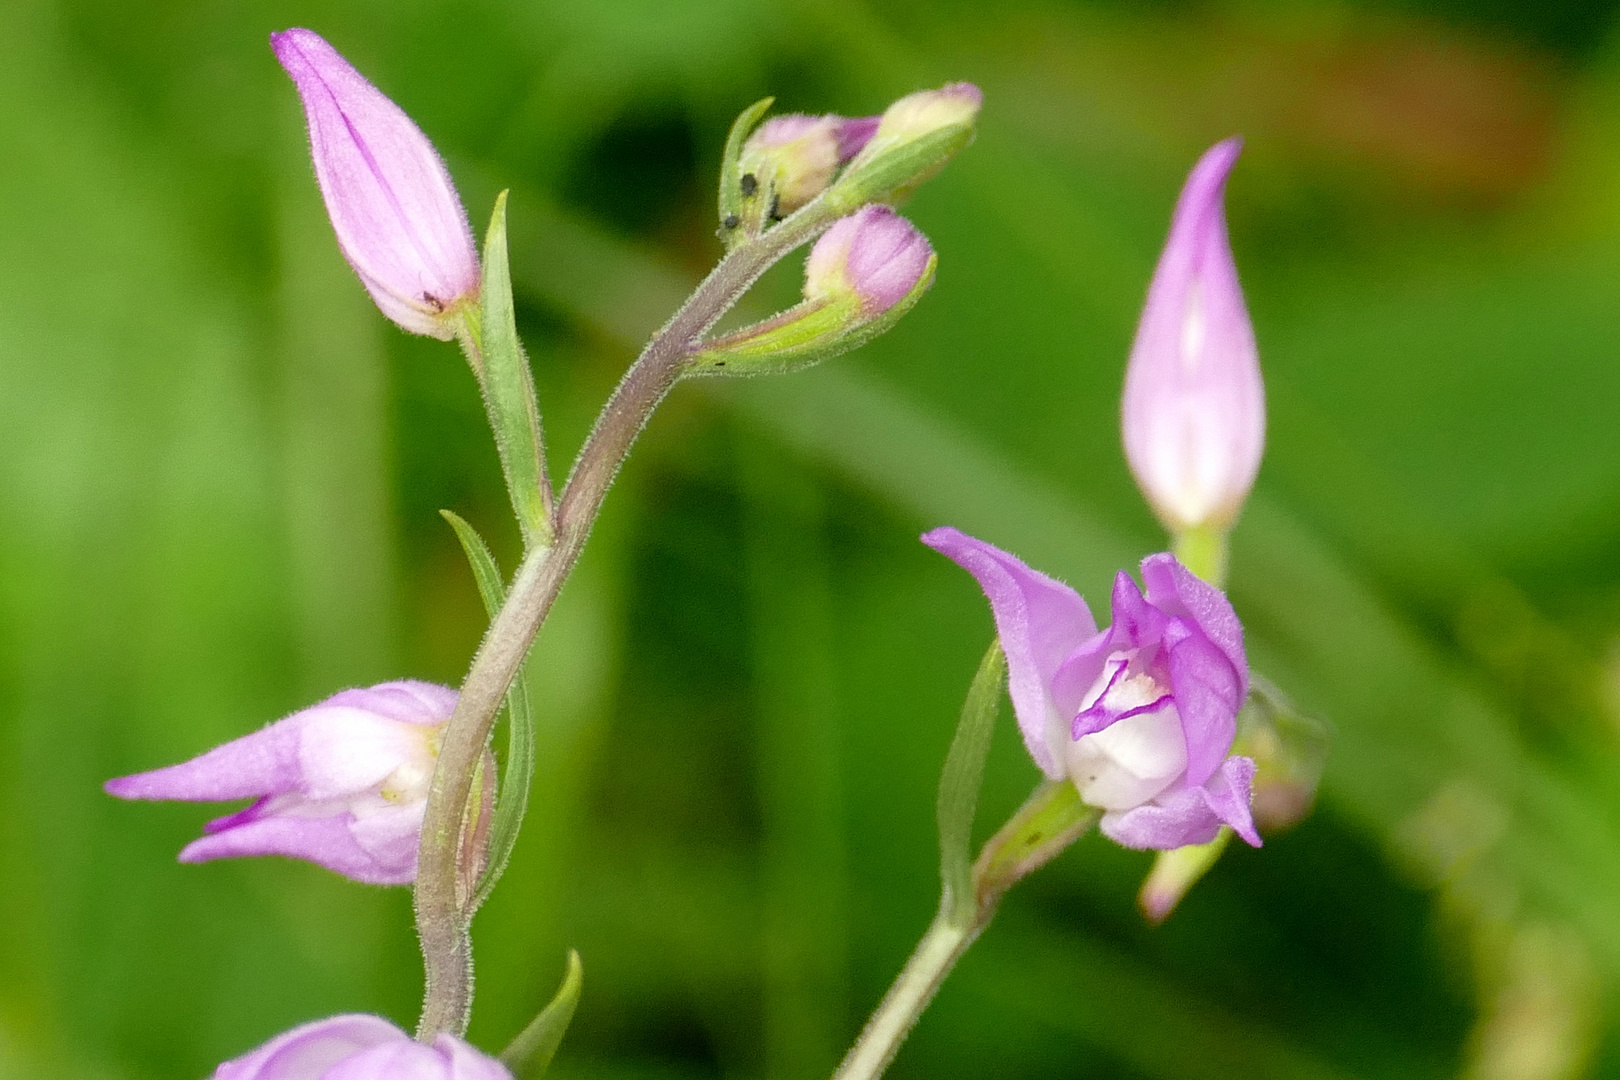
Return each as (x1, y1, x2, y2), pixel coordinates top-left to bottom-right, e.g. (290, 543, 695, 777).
(689, 206, 935, 377)
(805, 205, 934, 314)
(106, 680, 457, 885)
(212, 1014, 510, 1079)
(1122, 138, 1264, 535)
(830, 83, 982, 209)
(737, 113, 878, 218)
(272, 28, 480, 339)
(924, 528, 1261, 851)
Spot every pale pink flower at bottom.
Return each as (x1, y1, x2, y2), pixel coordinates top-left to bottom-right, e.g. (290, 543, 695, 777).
(923, 527, 1260, 850)
(214, 1015, 509, 1080)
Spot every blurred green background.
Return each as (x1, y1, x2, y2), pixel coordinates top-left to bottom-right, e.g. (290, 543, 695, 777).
(7, 0, 1620, 1076)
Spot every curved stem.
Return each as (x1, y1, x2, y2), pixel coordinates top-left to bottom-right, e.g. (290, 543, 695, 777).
(413, 195, 842, 1040)
(830, 786, 1097, 1080)
(831, 911, 979, 1080)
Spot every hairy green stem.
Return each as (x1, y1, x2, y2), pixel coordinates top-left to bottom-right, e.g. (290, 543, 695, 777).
(830, 910, 979, 1080)
(832, 785, 1097, 1080)
(413, 194, 843, 1040)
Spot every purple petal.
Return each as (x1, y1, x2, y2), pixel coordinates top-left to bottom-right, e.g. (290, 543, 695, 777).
(922, 527, 1098, 778)
(1140, 554, 1247, 687)
(105, 718, 305, 803)
(806, 206, 933, 315)
(1103, 568, 1168, 653)
(836, 115, 881, 159)
(1098, 755, 1260, 850)
(1162, 619, 1244, 786)
(271, 29, 479, 338)
(180, 812, 416, 885)
(1205, 755, 1261, 846)
(1121, 137, 1264, 531)
(213, 1015, 404, 1080)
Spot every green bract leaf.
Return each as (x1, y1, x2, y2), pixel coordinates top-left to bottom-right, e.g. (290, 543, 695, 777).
(441, 509, 505, 614)
(718, 97, 775, 251)
(476, 192, 552, 549)
(500, 950, 584, 1078)
(937, 640, 1005, 927)
(972, 780, 1098, 908)
(441, 510, 538, 912)
(828, 123, 976, 213)
(686, 255, 936, 378)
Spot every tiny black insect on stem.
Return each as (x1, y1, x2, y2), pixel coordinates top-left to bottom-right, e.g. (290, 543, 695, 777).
(740, 173, 758, 197)
(722, 213, 740, 229)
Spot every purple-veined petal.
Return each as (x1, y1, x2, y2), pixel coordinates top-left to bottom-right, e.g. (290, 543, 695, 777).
(923, 527, 1099, 778)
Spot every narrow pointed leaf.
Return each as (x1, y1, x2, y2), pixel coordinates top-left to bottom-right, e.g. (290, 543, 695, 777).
(441, 509, 505, 613)
(501, 950, 584, 1078)
(441, 510, 538, 911)
(718, 97, 775, 250)
(477, 192, 552, 548)
(938, 640, 1005, 927)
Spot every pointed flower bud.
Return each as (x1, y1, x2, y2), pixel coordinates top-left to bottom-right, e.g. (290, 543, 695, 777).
(804, 205, 934, 315)
(106, 680, 457, 885)
(212, 1014, 510, 1079)
(737, 113, 878, 218)
(923, 528, 1261, 851)
(1122, 138, 1264, 534)
(272, 28, 480, 340)
(830, 83, 982, 209)
(689, 206, 935, 377)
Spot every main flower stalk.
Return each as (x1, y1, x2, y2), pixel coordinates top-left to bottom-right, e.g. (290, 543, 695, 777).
(412, 192, 849, 1039)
